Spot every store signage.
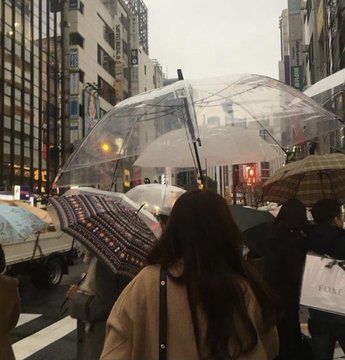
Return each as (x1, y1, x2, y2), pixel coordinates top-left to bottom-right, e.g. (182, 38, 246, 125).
(291, 66, 303, 90)
(115, 79, 123, 103)
(131, 49, 138, 65)
(69, 49, 78, 69)
(316, 1, 324, 38)
(70, 97, 79, 119)
(70, 0, 78, 9)
(291, 40, 301, 66)
(13, 186, 30, 201)
(70, 72, 79, 95)
(115, 25, 122, 62)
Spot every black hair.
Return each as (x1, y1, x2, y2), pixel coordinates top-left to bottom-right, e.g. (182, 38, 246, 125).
(158, 214, 169, 226)
(0, 244, 6, 273)
(276, 199, 308, 230)
(148, 190, 278, 359)
(311, 199, 341, 225)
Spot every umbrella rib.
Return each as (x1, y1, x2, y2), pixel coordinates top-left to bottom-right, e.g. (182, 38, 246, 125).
(294, 172, 307, 199)
(319, 171, 325, 199)
(325, 170, 338, 200)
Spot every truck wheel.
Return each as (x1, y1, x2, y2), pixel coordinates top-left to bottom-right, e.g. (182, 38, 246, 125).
(31, 258, 63, 289)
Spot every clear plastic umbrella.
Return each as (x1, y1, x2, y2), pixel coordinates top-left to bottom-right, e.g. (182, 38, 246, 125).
(56, 74, 341, 188)
(126, 184, 186, 215)
(134, 127, 282, 168)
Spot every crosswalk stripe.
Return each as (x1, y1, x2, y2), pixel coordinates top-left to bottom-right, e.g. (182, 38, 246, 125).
(12, 316, 77, 360)
(16, 313, 42, 328)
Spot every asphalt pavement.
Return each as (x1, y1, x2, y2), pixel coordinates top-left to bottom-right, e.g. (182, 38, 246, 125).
(11, 259, 87, 360)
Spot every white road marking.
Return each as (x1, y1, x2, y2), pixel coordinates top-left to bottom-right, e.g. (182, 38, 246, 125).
(13, 316, 77, 360)
(16, 313, 42, 327)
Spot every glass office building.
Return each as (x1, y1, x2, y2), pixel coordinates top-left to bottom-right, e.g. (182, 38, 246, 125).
(0, 0, 64, 193)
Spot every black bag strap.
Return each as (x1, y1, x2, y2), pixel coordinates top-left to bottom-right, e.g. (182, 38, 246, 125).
(159, 267, 168, 360)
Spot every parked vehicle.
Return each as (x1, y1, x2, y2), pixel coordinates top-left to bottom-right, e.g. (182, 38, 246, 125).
(2, 226, 74, 289)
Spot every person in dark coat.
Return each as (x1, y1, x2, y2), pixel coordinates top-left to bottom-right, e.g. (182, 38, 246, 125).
(263, 199, 310, 360)
(308, 199, 345, 360)
(0, 244, 20, 360)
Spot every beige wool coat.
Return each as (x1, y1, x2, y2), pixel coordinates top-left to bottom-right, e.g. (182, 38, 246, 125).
(101, 265, 278, 360)
(0, 274, 20, 360)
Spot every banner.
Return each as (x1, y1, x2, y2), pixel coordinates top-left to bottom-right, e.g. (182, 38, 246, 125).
(84, 90, 100, 135)
(70, 72, 79, 95)
(70, 97, 79, 120)
(69, 48, 78, 69)
(131, 49, 138, 66)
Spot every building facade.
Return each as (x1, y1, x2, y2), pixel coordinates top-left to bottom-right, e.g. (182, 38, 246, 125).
(63, 0, 131, 146)
(129, 11, 163, 96)
(64, 0, 163, 145)
(0, 0, 63, 193)
(278, 0, 345, 157)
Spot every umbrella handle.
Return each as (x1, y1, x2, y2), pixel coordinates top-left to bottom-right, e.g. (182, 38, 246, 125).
(136, 203, 145, 214)
(59, 272, 87, 314)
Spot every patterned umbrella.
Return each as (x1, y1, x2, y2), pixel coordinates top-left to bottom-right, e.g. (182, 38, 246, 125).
(0, 205, 48, 243)
(262, 153, 345, 206)
(49, 194, 158, 277)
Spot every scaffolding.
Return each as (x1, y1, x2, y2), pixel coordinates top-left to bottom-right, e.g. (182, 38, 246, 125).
(125, 0, 149, 55)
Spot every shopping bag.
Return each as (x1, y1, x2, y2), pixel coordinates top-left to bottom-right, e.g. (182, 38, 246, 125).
(300, 253, 345, 315)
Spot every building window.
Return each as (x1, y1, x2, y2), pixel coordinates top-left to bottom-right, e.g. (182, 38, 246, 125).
(122, 40, 128, 55)
(79, 1, 84, 14)
(70, 32, 84, 48)
(79, 69, 85, 83)
(98, 14, 115, 49)
(144, 65, 147, 75)
(97, 45, 115, 78)
(98, 76, 116, 105)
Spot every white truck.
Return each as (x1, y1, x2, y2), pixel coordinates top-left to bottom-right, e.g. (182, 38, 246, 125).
(2, 227, 75, 288)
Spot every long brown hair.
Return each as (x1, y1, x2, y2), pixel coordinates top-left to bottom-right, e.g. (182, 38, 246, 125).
(148, 190, 278, 359)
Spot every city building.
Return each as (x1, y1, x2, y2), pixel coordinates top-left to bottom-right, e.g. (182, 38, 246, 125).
(129, 7, 163, 95)
(63, 0, 163, 147)
(62, 0, 131, 146)
(278, 0, 345, 157)
(279, 0, 306, 90)
(0, 0, 64, 193)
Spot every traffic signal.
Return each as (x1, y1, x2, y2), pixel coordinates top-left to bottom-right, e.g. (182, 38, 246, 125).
(247, 166, 256, 185)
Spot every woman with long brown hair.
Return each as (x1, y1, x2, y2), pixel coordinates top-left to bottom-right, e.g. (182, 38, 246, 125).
(101, 190, 279, 360)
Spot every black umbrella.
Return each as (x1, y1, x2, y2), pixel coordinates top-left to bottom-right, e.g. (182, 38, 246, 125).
(230, 205, 275, 257)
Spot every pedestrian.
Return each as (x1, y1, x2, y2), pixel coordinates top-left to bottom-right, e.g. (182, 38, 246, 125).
(307, 199, 345, 360)
(0, 244, 21, 360)
(263, 199, 310, 360)
(68, 251, 129, 360)
(101, 190, 279, 360)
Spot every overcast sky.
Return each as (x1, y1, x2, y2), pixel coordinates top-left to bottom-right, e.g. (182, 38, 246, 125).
(144, 0, 288, 80)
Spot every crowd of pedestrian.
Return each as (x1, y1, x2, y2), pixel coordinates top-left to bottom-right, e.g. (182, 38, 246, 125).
(1, 189, 345, 360)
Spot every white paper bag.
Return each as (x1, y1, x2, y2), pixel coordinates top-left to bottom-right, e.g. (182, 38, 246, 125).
(300, 253, 345, 315)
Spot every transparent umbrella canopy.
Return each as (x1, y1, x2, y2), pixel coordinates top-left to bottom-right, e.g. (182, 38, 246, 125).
(56, 74, 341, 188)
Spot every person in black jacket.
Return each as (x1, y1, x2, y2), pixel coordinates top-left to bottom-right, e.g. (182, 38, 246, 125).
(308, 199, 345, 360)
(263, 199, 310, 360)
